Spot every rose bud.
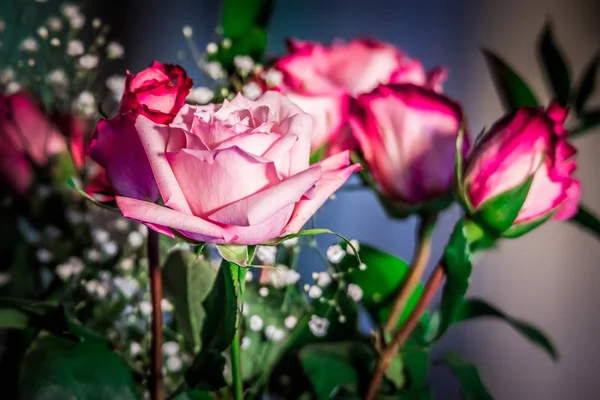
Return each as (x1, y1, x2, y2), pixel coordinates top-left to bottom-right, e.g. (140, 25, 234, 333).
(104, 91, 360, 245)
(349, 84, 468, 216)
(460, 102, 580, 237)
(0, 92, 66, 195)
(270, 38, 447, 157)
(120, 61, 193, 124)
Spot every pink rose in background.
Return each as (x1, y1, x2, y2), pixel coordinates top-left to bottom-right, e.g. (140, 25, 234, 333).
(463, 102, 580, 235)
(350, 84, 467, 206)
(120, 61, 193, 124)
(0, 92, 66, 195)
(271, 38, 446, 154)
(102, 92, 359, 245)
(54, 113, 89, 171)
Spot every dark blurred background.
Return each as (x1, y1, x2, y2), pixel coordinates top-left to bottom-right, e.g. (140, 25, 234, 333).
(27, 0, 600, 398)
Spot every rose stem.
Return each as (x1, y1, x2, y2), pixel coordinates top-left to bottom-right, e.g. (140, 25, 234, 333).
(148, 230, 165, 400)
(230, 262, 245, 400)
(365, 264, 445, 400)
(383, 213, 438, 335)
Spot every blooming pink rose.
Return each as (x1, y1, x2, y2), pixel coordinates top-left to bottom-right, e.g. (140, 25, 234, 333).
(90, 113, 159, 201)
(120, 61, 193, 124)
(462, 102, 580, 235)
(0, 92, 66, 195)
(105, 92, 359, 245)
(271, 38, 446, 153)
(350, 84, 467, 207)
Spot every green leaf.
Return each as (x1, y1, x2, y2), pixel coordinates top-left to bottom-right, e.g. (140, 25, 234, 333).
(402, 348, 429, 388)
(385, 356, 405, 390)
(299, 341, 375, 400)
(335, 243, 421, 328)
(570, 109, 600, 138)
(310, 143, 327, 164)
(502, 212, 553, 239)
(473, 173, 535, 233)
(185, 350, 228, 391)
(0, 307, 30, 329)
(221, 0, 274, 37)
(454, 121, 471, 211)
(263, 229, 332, 245)
(569, 204, 600, 242)
(174, 390, 213, 400)
(438, 353, 493, 400)
(67, 177, 118, 211)
(163, 249, 217, 352)
(19, 334, 137, 400)
(216, 244, 254, 266)
(455, 298, 557, 360)
(483, 49, 540, 112)
(574, 53, 599, 114)
(538, 23, 571, 106)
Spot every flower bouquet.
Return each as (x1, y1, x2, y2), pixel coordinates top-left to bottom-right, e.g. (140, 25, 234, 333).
(1, 1, 599, 400)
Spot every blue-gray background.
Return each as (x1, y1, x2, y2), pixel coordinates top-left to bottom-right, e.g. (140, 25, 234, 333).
(104, 0, 600, 398)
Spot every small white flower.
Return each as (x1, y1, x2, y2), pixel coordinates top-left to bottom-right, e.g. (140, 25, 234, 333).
(128, 231, 144, 248)
(162, 341, 180, 357)
(255, 245, 276, 265)
(74, 91, 96, 116)
(308, 315, 329, 337)
(37, 26, 49, 39)
(245, 271, 253, 282)
(358, 263, 367, 271)
(234, 55, 255, 74)
(139, 301, 153, 316)
(50, 38, 60, 47)
(65, 209, 85, 224)
(326, 244, 346, 264)
(259, 287, 269, 297)
(102, 241, 119, 257)
(264, 69, 283, 87)
(268, 265, 300, 288)
(0, 19, 5, 32)
(346, 239, 360, 255)
(79, 54, 99, 69)
(47, 69, 68, 87)
(47, 16, 63, 31)
(242, 302, 249, 316)
(92, 229, 110, 244)
(182, 25, 193, 38)
(36, 248, 53, 263)
(282, 237, 299, 248)
(27, 59, 35, 67)
(86, 248, 101, 262)
(113, 218, 129, 231)
(241, 336, 251, 349)
(105, 74, 126, 101)
(204, 61, 225, 80)
(265, 325, 285, 341)
(284, 315, 297, 330)
(161, 299, 174, 312)
(20, 38, 38, 52)
(67, 40, 84, 56)
(69, 14, 85, 30)
(61, 3, 79, 18)
(166, 356, 182, 373)
(6, 82, 21, 95)
(138, 224, 148, 237)
(0, 272, 11, 287)
(55, 257, 84, 280)
(308, 285, 323, 299)
(314, 272, 332, 288)
(242, 82, 262, 100)
(186, 87, 214, 104)
(206, 42, 218, 54)
(130, 341, 142, 356)
(113, 277, 139, 298)
(1, 68, 14, 84)
(106, 41, 124, 59)
(249, 315, 263, 331)
(221, 38, 232, 48)
(92, 18, 102, 29)
(347, 283, 363, 302)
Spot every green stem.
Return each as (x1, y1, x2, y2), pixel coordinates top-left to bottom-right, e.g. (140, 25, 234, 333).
(230, 317, 244, 400)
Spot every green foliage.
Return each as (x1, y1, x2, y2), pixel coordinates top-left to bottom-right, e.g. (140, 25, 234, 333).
(163, 249, 217, 352)
(19, 334, 137, 400)
(437, 353, 493, 400)
(473, 173, 535, 233)
(335, 242, 421, 328)
(569, 204, 600, 242)
(455, 298, 557, 360)
(299, 341, 375, 399)
(482, 49, 540, 111)
(571, 110, 600, 137)
(216, 244, 256, 266)
(574, 53, 599, 114)
(538, 24, 571, 106)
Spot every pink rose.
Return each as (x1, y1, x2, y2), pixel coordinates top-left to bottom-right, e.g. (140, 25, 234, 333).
(0, 92, 66, 195)
(53, 113, 89, 171)
(462, 102, 580, 236)
(271, 38, 446, 154)
(350, 84, 467, 208)
(90, 114, 159, 201)
(102, 91, 359, 245)
(120, 61, 193, 124)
